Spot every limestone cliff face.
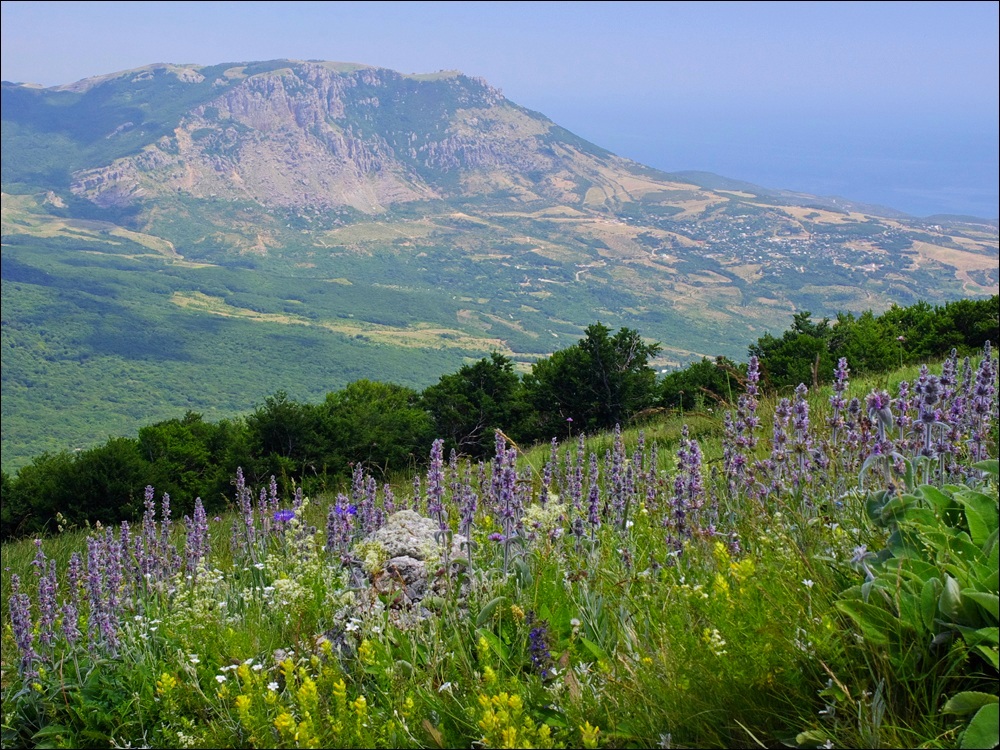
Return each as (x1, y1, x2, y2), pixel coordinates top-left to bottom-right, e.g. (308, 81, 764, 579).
(68, 61, 634, 214)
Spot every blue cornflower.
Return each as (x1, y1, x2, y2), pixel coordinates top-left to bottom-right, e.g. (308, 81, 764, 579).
(273, 509, 295, 523)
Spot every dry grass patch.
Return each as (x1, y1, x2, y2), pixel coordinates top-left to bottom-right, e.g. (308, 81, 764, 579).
(911, 241, 1000, 274)
(317, 220, 438, 245)
(171, 292, 511, 352)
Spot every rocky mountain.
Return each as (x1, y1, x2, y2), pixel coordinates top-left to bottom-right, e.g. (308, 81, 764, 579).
(1, 59, 997, 469)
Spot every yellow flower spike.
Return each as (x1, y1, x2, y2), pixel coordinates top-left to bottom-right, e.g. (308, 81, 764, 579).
(729, 558, 756, 587)
(539, 723, 553, 744)
(483, 665, 498, 685)
(236, 663, 251, 686)
(713, 572, 731, 599)
(332, 677, 348, 714)
(321, 640, 334, 659)
(402, 694, 415, 717)
(281, 658, 296, 686)
(581, 721, 601, 749)
(510, 605, 525, 623)
(501, 726, 519, 748)
(298, 676, 319, 713)
(358, 638, 377, 666)
(713, 540, 730, 566)
(235, 694, 252, 714)
(274, 712, 296, 735)
(477, 635, 492, 663)
(156, 672, 178, 695)
(352, 695, 368, 717)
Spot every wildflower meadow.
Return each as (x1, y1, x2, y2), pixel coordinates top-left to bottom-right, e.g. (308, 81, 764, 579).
(2, 346, 998, 748)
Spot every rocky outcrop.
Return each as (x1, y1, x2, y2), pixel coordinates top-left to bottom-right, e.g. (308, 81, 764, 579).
(342, 510, 469, 629)
(68, 60, 625, 214)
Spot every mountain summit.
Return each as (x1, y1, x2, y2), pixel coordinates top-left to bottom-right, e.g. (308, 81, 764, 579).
(8, 59, 698, 215)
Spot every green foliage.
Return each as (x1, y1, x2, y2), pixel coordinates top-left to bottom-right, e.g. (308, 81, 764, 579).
(660, 356, 744, 411)
(422, 352, 525, 458)
(750, 312, 834, 391)
(320, 380, 434, 478)
(139, 412, 250, 513)
(245, 391, 325, 479)
(835, 460, 999, 745)
(522, 323, 661, 440)
(751, 297, 999, 390)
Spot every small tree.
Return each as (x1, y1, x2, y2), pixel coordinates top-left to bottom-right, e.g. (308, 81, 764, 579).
(320, 380, 434, 478)
(422, 352, 525, 457)
(522, 323, 661, 439)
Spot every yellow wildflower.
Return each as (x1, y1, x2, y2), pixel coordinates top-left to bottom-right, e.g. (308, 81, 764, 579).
(156, 672, 178, 695)
(581, 721, 601, 749)
(274, 712, 296, 735)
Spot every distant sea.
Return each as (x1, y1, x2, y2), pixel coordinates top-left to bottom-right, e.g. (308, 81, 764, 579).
(552, 104, 999, 220)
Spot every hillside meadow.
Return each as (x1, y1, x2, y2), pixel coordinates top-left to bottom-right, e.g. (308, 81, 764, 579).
(2, 346, 997, 749)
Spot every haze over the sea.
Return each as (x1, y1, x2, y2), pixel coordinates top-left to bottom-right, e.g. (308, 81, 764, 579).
(2, 0, 997, 219)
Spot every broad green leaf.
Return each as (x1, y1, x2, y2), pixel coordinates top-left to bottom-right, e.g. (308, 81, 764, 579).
(917, 484, 958, 518)
(894, 558, 944, 586)
(984, 528, 999, 560)
(975, 645, 1000, 670)
(972, 459, 999, 479)
(960, 702, 999, 750)
(514, 558, 533, 587)
(921, 578, 943, 632)
(898, 591, 924, 634)
(896, 507, 940, 528)
(864, 488, 894, 523)
(475, 596, 506, 627)
(952, 625, 1000, 648)
(836, 600, 900, 646)
(943, 691, 999, 715)
(955, 491, 999, 546)
(579, 636, 610, 662)
(796, 729, 832, 746)
(878, 493, 919, 524)
(940, 575, 965, 622)
(962, 592, 1000, 622)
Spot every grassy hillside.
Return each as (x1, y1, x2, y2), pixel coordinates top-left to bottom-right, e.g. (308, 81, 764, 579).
(2, 352, 996, 748)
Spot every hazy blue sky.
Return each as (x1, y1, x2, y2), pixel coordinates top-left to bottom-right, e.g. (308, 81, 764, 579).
(2, 1, 998, 217)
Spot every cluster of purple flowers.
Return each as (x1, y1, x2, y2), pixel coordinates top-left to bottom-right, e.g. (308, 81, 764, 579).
(9, 344, 994, 689)
(325, 495, 357, 557)
(719, 344, 998, 501)
(526, 611, 554, 680)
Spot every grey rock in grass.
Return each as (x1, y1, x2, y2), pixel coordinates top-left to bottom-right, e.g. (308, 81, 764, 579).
(368, 509, 465, 561)
(356, 510, 469, 627)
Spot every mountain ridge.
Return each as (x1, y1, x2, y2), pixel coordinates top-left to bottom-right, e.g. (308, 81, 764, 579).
(1, 59, 997, 469)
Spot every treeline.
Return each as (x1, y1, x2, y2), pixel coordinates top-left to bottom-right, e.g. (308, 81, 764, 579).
(662, 296, 998, 408)
(2, 297, 996, 540)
